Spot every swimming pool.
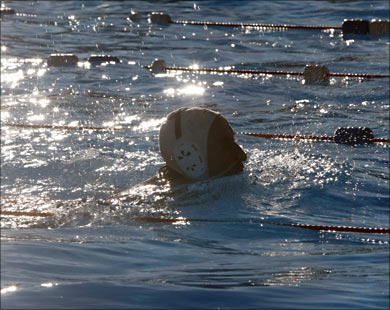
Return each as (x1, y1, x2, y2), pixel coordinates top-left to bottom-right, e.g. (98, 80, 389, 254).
(1, 0, 389, 308)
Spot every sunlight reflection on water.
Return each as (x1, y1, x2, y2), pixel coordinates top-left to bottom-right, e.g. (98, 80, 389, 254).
(0, 0, 389, 308)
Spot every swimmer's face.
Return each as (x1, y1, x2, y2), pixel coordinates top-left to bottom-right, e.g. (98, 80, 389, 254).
(207, 116, 247, 178)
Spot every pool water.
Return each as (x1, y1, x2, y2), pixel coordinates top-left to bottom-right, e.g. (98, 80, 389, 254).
(1, 1, 389, 309)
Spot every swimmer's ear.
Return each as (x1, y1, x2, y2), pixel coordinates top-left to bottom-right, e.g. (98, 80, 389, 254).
(227, 140, 247, 161)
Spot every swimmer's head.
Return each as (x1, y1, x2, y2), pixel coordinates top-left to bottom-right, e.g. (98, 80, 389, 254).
(159, 107, 247, 181)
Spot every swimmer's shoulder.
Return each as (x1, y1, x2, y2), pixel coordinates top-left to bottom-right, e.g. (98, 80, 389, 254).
(108, 166, 190, 202)
(142, 165, 191, 187)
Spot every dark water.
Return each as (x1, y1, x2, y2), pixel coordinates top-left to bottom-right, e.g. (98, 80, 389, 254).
(1, 1, 389, 308)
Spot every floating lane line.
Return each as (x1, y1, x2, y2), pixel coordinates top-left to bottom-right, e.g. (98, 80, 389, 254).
(0, 211, 55, 217)
(3, 123, 389, 144)
(136, 216, 390, 234)
(1, 211, 388, 234)
(1, 123, 130, 131)
(147, 12, 389, 35)
(144, 64, 390, 79)
(239, 131, 390, 144)
(170, 19, 343, 30)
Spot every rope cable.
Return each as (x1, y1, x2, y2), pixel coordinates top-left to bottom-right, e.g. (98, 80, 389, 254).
(240, 131, 390, 144)
(136, 216, 390, 234)
(240, 132, 334, 142)
(1, 123, 130, 131)
(170, 19, 343, 31)
(2, 123, 389, 144)
(155, 14, 388, 36)
(0, 211, 55, 217)
(1, 211, 388, 234)
(144, 65, 390, 79)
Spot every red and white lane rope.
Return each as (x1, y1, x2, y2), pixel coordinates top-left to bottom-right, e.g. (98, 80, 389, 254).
(240, 131, 390, 144)
(0, 211, 388, 234)
(170, 19, 342, 31)
(148, 12, 389, 36)
(1, 123, 130, 131)
(135, 216, 390, 234)
(145, 61, 390, 79)
(3, 123, 388, 145)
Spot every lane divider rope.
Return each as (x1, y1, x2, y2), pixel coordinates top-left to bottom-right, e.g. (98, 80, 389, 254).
(3, 123, 388, 144)
(31, 53, 390, 81)
(240, 131, 390, 144)
(148, 12, 389, 36)
(1, 123, 130, 131)
(0, 211, 55, 217)
(1, 211, 388, 234)
(135, 216, 390, 234)
(145, 60, 390, 79)
(3, 8, 389, 36)
(170, 19, 343, 30)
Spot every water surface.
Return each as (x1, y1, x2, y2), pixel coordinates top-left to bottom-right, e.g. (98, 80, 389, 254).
(1, 1, 389, 309)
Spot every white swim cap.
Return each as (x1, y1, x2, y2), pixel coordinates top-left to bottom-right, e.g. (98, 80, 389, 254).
(159, 107, 220, 180)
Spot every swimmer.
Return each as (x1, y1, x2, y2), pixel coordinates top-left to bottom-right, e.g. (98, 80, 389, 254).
(145, 107, 247, 186)
(111, 107, 247, 202)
